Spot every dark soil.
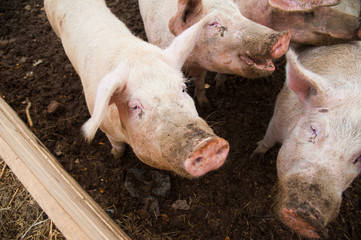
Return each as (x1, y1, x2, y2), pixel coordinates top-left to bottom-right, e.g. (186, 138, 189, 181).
(1, 0, 361, 239)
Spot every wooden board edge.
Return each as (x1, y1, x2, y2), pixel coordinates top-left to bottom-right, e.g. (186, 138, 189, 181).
(0, 97, 131, 240)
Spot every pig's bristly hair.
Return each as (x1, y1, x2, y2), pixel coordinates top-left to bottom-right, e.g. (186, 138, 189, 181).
(82, 64, 128, 142)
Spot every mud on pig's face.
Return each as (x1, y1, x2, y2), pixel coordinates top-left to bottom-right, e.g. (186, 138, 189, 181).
(169, 0, 291, 78)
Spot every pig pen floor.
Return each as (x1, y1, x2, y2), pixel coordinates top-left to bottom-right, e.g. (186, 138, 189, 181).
(1, 0, 361, 239)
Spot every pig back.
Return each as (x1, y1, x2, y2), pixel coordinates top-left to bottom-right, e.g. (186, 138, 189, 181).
(139, 0, 179, 48)
(294, 42, 361, 87)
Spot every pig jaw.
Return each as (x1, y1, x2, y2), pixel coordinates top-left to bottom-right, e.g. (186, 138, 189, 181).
(277, 173, 342, 239)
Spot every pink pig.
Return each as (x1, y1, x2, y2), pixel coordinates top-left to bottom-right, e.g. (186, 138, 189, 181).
(253, 42, 361, 238)
(44, 0, 229, 178)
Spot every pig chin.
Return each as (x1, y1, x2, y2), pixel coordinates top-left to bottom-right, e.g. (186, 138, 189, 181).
(277, 174, 342, 239)
(239, 55, 275, 76)
(210, 54, 276, 78)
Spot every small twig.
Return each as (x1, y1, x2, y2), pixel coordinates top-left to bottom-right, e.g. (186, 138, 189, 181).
(48, 220, 53, 239)
(0, 162, 7, 181)
(0, 207, 11, 211)
(7, 187, 20, 207)
(25, 97, 33, 127)
(21, 211, 44, 239)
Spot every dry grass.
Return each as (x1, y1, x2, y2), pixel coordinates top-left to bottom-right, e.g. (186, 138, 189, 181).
(0, 158, 65, 240)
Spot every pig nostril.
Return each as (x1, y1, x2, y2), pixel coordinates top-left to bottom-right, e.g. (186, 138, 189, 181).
(216, 146, 227, 156)
(193, 157, 204, 167)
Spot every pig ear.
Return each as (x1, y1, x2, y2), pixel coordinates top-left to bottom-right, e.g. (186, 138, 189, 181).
(82, 63, 129, 142)
(268, 0, 340, 11)
(164, 12, 216, 70)
(286, 49, 331, 105)
(169, 0, 204, 36)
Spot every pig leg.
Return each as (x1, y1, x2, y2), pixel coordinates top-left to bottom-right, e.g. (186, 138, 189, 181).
(252, 117, 279, 158)
(187, 67, 208, 106)
(214, 73, 227, 92)
(106, 134, 126, 159)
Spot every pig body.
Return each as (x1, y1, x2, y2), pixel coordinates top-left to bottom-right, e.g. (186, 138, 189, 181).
(44, 0, 229, 178)
(236, 0, 361, 45)
(253, 42, 361, 238)
(139, 0, 291, 105)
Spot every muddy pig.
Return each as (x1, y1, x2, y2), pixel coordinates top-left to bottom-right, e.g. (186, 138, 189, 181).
(139, 0, 291, 105)
(44, 0, 229, 179)
(236, 0, 361, 45)
(253, 42, 361, 238)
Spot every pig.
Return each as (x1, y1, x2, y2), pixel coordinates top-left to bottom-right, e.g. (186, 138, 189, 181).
(252, 42, 361, 238)
(44, 0, 230, 179)
(138, 0, 291, 105)
(215, 0, 361, 91)
(236, 0, 361, 45)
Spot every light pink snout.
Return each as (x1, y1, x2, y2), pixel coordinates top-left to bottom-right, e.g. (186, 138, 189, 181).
(185, 137, 229, 177)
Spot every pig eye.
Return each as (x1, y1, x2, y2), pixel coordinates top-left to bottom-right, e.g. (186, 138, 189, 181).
(308, 125, 317, 143)
(130, 104, 144, 119)
(353, 155, 361, 165)
(182, 84, 187, 93)
(209, 21, 221, 27)
(130, 104, 142, 112)
(128, 99, 144, 118)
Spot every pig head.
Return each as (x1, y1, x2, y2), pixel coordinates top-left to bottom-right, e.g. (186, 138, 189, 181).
(253, 43, 361, 238)
(166, 0, 291, 77)
(237, 0, 361, 45)
(45, 0, 229, 179)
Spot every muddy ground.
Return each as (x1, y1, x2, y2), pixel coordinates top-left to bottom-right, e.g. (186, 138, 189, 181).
(1, 0, 361, 239)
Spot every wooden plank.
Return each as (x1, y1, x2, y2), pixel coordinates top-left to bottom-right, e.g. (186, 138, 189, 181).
(0, 97, 131, 240)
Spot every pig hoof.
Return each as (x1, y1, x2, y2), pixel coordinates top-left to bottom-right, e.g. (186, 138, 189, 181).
(196, 95, 210, 107)
(251, 141, 270, 159)
(194, 89, 209, 107)
(280, 208, 328, 239)
(214, 73, 226, 92)
(250, 151, 265, 160)
(111, 147, 125, 159)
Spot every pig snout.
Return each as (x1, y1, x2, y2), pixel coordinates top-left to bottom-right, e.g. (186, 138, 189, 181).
(270, 30, 291, 59)
(185, 137, 229, 177)
(239, 30, 290, 73)
(278, 175, 341, 239)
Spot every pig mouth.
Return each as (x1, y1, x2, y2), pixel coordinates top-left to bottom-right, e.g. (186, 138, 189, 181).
(240, 55, 275, 72)
(281, 207, 329, 239)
